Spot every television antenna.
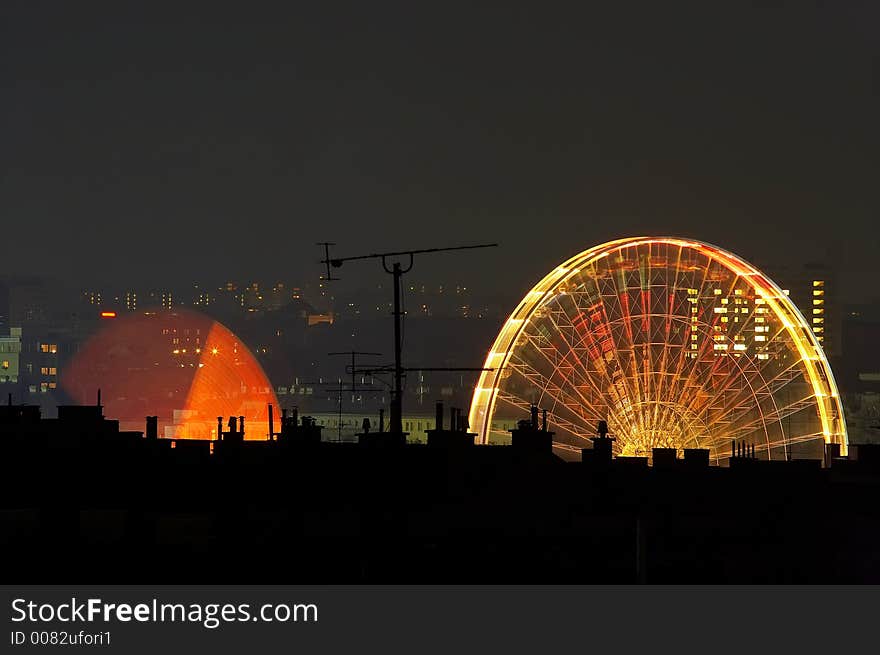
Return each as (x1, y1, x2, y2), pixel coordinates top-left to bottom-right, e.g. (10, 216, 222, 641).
(319, 243, 497, 435)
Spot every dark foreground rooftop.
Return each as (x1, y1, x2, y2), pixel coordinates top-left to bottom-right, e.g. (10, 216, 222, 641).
(1, 401, 878, 583)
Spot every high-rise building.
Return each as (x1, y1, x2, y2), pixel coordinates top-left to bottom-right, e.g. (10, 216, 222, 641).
(763, 262, 837, 355)
(83, 290, 103, 306)
(7, 278, 50, 325)
(0, 327, 22, 391)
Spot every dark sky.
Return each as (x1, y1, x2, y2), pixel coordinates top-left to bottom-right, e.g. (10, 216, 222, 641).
(1, 2, 877, 301)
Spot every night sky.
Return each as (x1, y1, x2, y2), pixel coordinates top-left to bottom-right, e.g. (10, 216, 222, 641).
(1, 2, 877, 301)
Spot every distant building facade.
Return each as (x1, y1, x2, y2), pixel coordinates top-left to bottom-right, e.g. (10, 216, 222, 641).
(764, 262, 837, 355)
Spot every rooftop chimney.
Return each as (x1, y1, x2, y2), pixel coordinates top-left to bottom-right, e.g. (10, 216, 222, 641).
(435, 401, 444, 431)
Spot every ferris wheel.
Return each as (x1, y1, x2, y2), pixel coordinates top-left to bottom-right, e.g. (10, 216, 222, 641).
(469, 237, 847, 462)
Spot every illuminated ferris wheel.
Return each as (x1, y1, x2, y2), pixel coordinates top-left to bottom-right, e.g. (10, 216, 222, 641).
(469, 237, 847, 462)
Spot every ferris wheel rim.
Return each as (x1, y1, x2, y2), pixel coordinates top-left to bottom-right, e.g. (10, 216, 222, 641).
(469, 236, 847, 456)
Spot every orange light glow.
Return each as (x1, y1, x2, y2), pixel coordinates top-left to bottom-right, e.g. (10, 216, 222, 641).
(470, 237, 847, 460)
(100, 311, 117, 318)
(62, 308, 278, 440)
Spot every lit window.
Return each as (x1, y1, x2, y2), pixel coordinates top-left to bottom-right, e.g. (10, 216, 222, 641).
(713, 289, 722, 295)
(734, 344, 747, 351)
(1, 360, 8, 370)
(755, 335, 766, 342)
(758, 353, 769, 360)
(49, 367, 56, 375)
(813, 308, 823, 315)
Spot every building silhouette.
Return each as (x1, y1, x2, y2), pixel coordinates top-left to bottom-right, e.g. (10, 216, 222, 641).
(2, 397, 880, 584)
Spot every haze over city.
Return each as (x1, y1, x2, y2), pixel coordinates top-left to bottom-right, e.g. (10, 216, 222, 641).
(1, 2, 877, 302)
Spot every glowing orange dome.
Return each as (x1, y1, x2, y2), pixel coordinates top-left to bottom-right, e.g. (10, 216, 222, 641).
(62, 309, 278, 440)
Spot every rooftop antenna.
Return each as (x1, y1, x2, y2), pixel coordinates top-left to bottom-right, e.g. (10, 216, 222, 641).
(319, 242, 497, 435)
(317, 242, 340, 281)
(328, 350, 382, 402)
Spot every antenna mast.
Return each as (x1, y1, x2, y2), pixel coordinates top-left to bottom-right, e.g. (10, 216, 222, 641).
(319, 242, 497, 435)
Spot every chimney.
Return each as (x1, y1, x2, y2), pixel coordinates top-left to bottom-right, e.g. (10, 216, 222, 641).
(542, 409, 548, 432)
(268, 404, 274, 441)
(146, 416, 158, 440)
(239, 416, 245, 436)
(217, 417, 223, 441)
(435, 401, 444, 431)
(97, 388, 102, 408)
(378, 408, 384, 433)
(530, 405, 539, 430)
